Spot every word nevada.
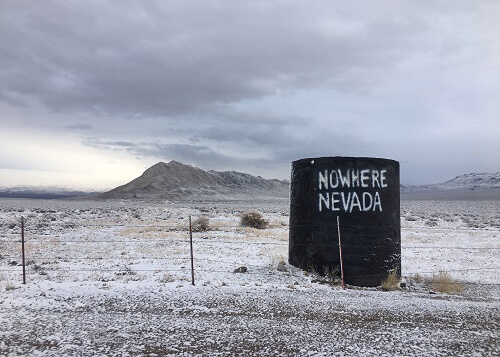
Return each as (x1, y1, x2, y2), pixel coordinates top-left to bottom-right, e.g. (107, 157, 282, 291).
(317, 169, 388, 213)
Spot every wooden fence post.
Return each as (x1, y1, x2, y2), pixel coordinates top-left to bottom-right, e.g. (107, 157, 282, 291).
(21, 216, 26, 284)
(189, 216, 195, 286)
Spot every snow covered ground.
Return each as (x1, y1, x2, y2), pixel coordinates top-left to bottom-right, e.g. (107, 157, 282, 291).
(0, 198, 498, 356)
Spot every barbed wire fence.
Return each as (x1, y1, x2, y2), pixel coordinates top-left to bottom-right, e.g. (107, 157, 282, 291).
(1, 215, 499, 287)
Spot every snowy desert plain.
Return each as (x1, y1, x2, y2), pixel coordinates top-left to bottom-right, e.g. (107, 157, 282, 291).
(0, 197, 498, 356)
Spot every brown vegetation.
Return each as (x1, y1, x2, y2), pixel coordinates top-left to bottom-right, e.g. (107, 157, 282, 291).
(381, 269, 400, 291)
(429, 271, 464, 294)
(192, 216, 210, 232)
(240, 211, 268, 229)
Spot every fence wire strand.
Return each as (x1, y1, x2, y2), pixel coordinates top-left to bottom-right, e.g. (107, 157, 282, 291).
(2, 217, 499, 287)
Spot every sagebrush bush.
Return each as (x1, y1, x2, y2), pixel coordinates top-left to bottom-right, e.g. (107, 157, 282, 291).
(429, 271, 464, 294)
(157, 273, 176, 283)
(413, 273, 423, 283)
(4, 282, 16, 291)
(324, 265, 341, 285)
(425, 219, 438, 227)
(192, 216, 209, 232)
(381, 269, 400, 291)
(240, 211, 268, 229)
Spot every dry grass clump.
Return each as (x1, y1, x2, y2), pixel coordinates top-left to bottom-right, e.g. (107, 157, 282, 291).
(381, 269, 400, 291)
(429, 271, 464, 294)
(258, 244, 287, 265)
(240, 211, 268, 229)
(157, 273, 176, 283)
(307, 265, 341, 286)
(4, 282, 16, 291)
(119, 226, 177, 239)
(192, 216, 210, 232)
(323, 265, 341, 284)
(412, 273, 423, 283)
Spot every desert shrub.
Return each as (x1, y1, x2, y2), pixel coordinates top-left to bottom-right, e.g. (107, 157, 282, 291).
(192, 216, 209, 232)
(425, 219, 438, 227)
(240, 211, 268, 229)
(32, 264, 46, 275)
(381, 269, 400, 291)
(157, 273, 176, 283)
(4, 282, 16, 291)
(467, 222, 486, 229)
(323, 265, 341, 285)
(429, 271, 464, 294)
(412, 273, 423, 283)
(307, 265, 341, 285)
(116, 266, 136, 276)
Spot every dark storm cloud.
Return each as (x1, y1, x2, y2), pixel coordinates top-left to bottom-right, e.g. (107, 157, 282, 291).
(188, 112, 306, 147)
(82, 114, 369, 176)
(83, 138, 137, 151)
(1, 1, 498, 186)
(139, 143, 268, 169)
(84, 138, 273, 170)
(0, 1, 431, 118)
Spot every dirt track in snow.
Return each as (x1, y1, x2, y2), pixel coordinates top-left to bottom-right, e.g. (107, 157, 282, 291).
(2, 283, 498, 356)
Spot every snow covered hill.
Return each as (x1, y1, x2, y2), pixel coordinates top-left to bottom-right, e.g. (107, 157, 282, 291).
(0, 186, 90, 199)
(401, 172, 500, 200)
(437, 172, 500, 190)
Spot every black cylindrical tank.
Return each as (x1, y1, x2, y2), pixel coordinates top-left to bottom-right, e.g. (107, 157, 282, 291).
(289, 157, 400, 287)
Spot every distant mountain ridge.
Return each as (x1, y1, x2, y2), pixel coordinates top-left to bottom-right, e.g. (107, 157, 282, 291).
(402, 172, 500, 191)
(98, 161, 289, 200)
(438, 172, 500, 189)
(401, 172, 500, 200)
(0, 186, 90, 199)
(1, 165, 498, 201)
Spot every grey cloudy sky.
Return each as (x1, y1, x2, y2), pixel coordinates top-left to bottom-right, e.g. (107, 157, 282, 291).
(1, 0, 499, 190)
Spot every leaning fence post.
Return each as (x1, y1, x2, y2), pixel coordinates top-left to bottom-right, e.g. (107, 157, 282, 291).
(21, 216, 26, 284)
(189, 216, 195, 286)
(337, 216, 345, 289)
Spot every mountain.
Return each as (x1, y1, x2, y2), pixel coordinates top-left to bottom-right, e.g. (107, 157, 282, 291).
(0, 186, 91, 199)
(401, 172, 500, 200)
(98, 161, 289, 200)
(3, 166, 496, 201)
(435, 172, 500, 190)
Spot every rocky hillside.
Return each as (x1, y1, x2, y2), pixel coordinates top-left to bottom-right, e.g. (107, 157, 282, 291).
(401, 172, 500, 200)
(99, 161, 289, 200)
(437, 172, 500, 190)
(402, 172, 500, 191)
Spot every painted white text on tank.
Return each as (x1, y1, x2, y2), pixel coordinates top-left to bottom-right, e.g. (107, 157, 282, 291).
(318, 169, 387, 212)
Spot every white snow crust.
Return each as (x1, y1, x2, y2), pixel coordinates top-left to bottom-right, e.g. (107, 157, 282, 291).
(0, 198, 498, 356)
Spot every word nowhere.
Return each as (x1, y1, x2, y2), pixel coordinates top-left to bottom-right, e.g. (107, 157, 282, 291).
(318, 169, 388, 190)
